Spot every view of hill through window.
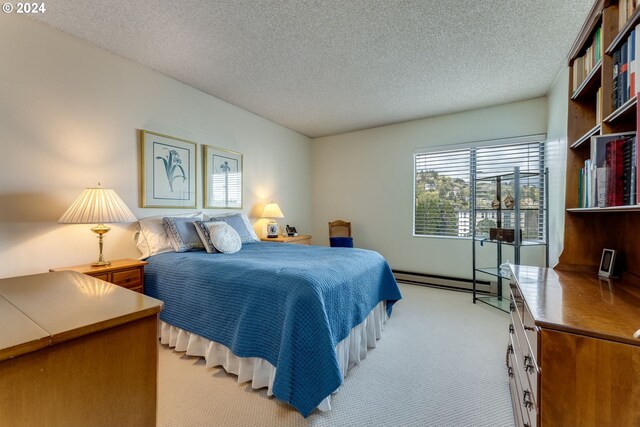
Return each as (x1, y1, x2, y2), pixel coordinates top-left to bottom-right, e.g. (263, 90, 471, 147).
(414, 142, 544, 239)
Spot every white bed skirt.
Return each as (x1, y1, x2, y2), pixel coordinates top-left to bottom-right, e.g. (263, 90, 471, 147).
(160, 300, 388, 412)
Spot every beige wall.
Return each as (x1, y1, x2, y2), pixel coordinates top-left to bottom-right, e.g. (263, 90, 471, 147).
(0, 17, 311, 278)
(545, 67, 569, 266)
(311, 98, 548, 278)
(0, 17, 567, 281)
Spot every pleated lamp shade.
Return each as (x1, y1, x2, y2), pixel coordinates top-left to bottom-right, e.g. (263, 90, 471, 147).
(261, 202, 284, 219)
(59, 187, 136, 224)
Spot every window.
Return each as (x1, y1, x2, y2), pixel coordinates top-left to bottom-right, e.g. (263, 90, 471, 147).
(414, 138, 545, 239)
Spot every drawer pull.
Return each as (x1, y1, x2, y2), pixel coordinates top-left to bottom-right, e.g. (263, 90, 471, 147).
(523, 355, 535, 374)
(524, 325, 535, 331)
(510, 302, 515, 312)
(523, 390, 533, 409)
(509, 324, 515, 334)
(508, 366, 514, 378)
(505, 344, 513, 367)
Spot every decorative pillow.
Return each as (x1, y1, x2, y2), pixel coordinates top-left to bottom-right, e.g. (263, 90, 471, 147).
(195, 221, 242, 254)
(135, 212, 203, 259)
(193, 221, 224, 253)
(163, 217, 205, 252)
(207, 213, 259, 243)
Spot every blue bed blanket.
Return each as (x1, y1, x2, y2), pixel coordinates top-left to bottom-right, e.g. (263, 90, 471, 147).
(144, 241, 402, 416)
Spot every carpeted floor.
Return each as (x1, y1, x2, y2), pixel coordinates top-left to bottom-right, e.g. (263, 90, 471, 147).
(157, 283, 515, 427)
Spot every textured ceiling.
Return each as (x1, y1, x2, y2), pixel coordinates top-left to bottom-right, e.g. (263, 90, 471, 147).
(34, 0, 594, 137)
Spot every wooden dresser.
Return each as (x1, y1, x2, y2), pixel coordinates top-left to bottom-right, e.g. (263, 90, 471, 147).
(0, 271, 163, 427)
(508, 265, 640, 427)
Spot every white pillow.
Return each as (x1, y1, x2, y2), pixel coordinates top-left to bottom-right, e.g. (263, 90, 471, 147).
(199, 222, 242, 254)
(135, 212, 203, 259)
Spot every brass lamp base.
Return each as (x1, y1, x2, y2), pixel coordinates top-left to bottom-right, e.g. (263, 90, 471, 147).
(90, 224, 112, 267)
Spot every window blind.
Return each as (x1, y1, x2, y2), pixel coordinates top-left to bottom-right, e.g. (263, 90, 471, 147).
(413, 140, 545, 239)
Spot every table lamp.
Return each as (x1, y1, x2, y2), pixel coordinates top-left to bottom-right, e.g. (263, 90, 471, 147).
(261, 201, 284, 238)
(59, 184, 137, 266)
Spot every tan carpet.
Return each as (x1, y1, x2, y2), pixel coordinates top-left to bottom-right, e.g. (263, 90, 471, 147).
(157, 283, 515, 427)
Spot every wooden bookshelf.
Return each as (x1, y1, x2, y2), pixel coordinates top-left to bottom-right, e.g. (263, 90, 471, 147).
(560, 0, 640, 277)
(571, 58, 602, 99)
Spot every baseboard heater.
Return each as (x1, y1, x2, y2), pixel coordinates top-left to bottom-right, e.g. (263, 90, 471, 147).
(393, 270, 492, 293)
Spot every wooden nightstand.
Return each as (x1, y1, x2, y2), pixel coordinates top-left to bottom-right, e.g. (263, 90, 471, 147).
(50, 258, 148, 293)
(260, 235, 312, 245)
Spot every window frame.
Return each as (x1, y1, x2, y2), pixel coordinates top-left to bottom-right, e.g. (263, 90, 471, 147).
(412, 134, 546, 240)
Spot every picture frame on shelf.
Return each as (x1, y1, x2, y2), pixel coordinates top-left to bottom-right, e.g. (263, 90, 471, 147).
(140, 130, 197, 208)
(203, 145, 243, 209)
(598, 248, 617, 278)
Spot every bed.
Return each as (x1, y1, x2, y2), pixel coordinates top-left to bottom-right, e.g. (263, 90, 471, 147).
(143, 238, 401, 416)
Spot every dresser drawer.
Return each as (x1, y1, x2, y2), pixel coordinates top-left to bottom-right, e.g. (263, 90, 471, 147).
(509, 287, 539, 427)
(508, 335, 535, 427)
(112, 269, 142, 289)
(510, 324, 538, 414)
(522, 304, 538, 360)
(508, 348, 526, 427)
(511, 313, 539, 398)
(510, 288, 539, 365)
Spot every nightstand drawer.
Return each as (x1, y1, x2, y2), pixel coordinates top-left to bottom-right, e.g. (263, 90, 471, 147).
(260, 235, 312, 245)
(287, 238, 310, 245)
(92, 273, 110, 282)
(112, 270, 142, 289)
(51, 259, 147, 294)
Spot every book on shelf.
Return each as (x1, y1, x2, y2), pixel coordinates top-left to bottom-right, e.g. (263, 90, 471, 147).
(596, 86, 603, 123)
(573, 56, 584, 93)
(572, 26, 602, 94)
(619, 0, 638, 30)
(578, 168, 584, 208)
(631, 29, 637, 96)
(622, 137, 637, 204)
(597, 167, 607, 207)
(611, 24, 640, 111)
(613, 48, 621, 109)
(636, 23, 640, 98)
(606, 139, 625, 206)
(578, 159, 595, 208)
(621, 40, 628, 107)
(582, 133, 637, 208)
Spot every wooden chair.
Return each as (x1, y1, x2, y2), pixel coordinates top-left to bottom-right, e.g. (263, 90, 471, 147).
(328, 220, 353, 247)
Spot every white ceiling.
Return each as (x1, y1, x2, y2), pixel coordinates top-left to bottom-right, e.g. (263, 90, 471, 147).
(34, 0, 594, 138)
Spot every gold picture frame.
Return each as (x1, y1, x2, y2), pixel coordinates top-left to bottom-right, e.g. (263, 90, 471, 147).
(203, 145, 243, 209)
(140, 130, 197, 208)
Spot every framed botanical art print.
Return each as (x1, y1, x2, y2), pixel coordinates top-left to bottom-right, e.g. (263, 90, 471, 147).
(140, 130, 197, 208)
(203, 145, 243, 209)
